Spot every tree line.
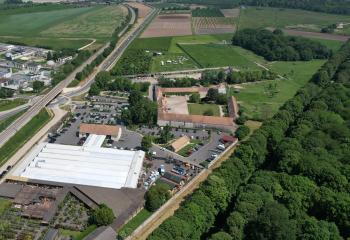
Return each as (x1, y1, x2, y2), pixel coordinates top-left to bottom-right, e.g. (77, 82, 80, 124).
(232, 29, 331, 61)
(88, 71, 150, 96)
(147, 39, 350, 240)
(242, 0, 350, 15)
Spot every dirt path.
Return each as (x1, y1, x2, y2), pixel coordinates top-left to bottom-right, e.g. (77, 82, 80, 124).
(126, 145, 236, 240)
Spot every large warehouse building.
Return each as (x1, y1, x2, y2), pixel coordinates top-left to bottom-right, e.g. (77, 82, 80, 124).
(12, 141, 145, 189)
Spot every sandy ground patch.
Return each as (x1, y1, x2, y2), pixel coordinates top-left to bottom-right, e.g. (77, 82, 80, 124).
(127, 2, 151, 19)
(221, 8, 240, 18)
(141, 14, 192, 38)
(165, 95, 189, 114)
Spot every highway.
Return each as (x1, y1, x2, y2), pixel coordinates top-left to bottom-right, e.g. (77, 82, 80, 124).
(0, 4, 158, 147)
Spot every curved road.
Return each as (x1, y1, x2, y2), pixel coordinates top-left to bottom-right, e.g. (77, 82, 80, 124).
(0, 4, 157, 147)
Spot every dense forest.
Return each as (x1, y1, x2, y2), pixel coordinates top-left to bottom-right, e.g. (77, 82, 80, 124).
(232, 29, 331, 61)
(242, 0, 350, 15)
(148, 40, 350, 239)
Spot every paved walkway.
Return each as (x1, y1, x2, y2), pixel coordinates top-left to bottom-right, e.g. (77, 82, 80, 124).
(0, 107, 67, 179)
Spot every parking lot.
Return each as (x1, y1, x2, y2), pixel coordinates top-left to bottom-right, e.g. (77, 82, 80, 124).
(44, 95, 236, 191)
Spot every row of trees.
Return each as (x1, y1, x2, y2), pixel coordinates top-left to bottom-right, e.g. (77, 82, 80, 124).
(51, 50, 91, 86)
(232, 29, 331, 61)
(88, 71, 150, 96)
(148, 37, 350, 240)
(121, 90, 157, 126)
(242, 0, 350, 15)
(201, 69, 278, 86)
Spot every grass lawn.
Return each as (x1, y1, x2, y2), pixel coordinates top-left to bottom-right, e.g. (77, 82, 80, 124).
(0, 99, 27, 112)
(41, 5, 127, 39)
(118, 209, 152, 238)
(179, 44, 258, 69)
(0, 198, 11, 215)
(229, 60, 325, 120)
(245, 120, 262, 136)
(74, 225, 97, 240)
(238, 7, 350, 31)
(0, 110, 25, 134)
(0, 108, 52, 167)
(306, 38, 344, 52)
(130, 37, 173, 51)
(59, 229, 81, 239)
(188, 103, 221, 116)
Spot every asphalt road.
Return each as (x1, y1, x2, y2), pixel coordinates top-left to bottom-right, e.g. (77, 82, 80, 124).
(0, 4, 157, 148)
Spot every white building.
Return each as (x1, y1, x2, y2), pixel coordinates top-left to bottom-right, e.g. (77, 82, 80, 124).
(12, 142, 145, 189)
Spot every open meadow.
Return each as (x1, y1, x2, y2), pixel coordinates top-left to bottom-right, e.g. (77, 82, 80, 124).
(0, 4, 127, 50)
(229, 60, 326, 120)
(179, 44, 258, 69)
(238, 7, 350, 33)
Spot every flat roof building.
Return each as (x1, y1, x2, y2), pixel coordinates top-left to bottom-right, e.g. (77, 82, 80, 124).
(12, 143, 145, 189)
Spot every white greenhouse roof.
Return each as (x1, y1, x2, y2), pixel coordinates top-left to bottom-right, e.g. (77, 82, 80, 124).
(12, 143, 145, 189)
(83, 134, 106, 148)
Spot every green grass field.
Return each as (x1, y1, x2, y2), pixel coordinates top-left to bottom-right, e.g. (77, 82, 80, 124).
(130, 37, 173, 51)
(0, 4, 127, 49)
(118, 209, 152, 238)
(305, 38, 344, 52)
(238, 7, 350, 32)
(0, 99, 27, 112)
(188, 103, 221, 116)
(0, 111, 25, 134)
(229, 60, 325, 120)
(0, 108, 51, 167)
(0, 198, 11, 215)
(180, 44, 258, 69)
(41, 5, 126, 39)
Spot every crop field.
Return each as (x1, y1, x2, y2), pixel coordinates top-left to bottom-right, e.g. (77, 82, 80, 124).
(191, 8, 224, 17)
(238, 7, 350, 32)
(220, 8, 240, 18)
(41, 5, 127, 39)
(0, 4, 127, 50)
(229, 60, 325, 120)
(192, 17, 235, 34)
(179, 44, 258, 69)
(0, 36, 92, 50)
(129, 37, 173, 51)
(141, 14, 192, 38)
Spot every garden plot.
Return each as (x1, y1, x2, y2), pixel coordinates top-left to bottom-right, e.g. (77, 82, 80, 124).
(141, 14, 192, 38)
(192, 17, 235, 35)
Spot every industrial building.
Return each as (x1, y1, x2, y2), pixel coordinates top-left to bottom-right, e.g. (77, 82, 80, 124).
(12, 140, 145, 189)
